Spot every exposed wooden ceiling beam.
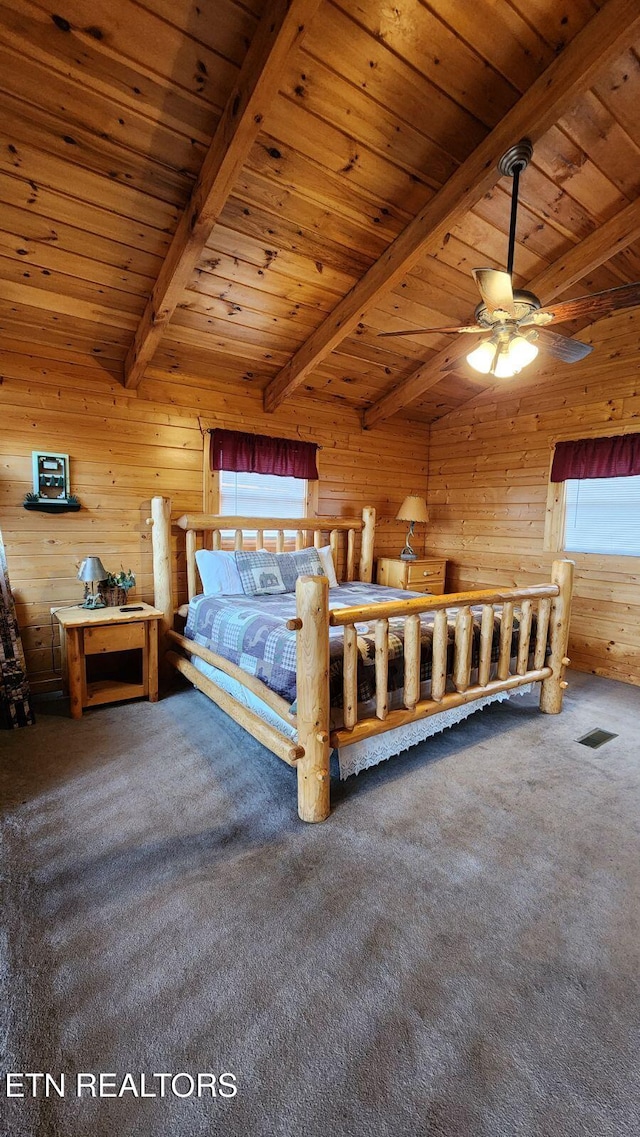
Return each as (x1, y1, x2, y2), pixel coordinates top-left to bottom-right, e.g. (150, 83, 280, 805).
(525, 196, 640, 299)
(124, 0, 321, 390)
(363, 194, 640, 427)
(263, 0, 640, 413)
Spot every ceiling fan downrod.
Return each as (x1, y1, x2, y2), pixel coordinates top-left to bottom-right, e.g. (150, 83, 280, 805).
(498, 139, 533, 276)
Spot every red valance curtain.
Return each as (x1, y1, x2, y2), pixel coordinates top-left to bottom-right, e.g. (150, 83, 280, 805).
(209, 429, 319, 480)
(551, 434, 640, 482)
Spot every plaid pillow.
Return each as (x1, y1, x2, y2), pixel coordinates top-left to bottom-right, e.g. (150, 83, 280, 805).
(276, 548, 325, 592)
(235, 551, 286, 596)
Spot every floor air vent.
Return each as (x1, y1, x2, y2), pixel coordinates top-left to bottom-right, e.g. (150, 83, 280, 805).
(577, 729, 618, 749)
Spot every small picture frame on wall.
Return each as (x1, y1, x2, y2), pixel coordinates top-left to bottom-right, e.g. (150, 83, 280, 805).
(23, 451, 80, 513)
(32, 451, 70, 501)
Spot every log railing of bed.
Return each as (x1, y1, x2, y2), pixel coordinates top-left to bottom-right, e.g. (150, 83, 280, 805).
(149, 497, 574, 825)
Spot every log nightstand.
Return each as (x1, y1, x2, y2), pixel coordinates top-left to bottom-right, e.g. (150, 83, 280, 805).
(377, 556, 447, 595)
(52, 603, 162, 719)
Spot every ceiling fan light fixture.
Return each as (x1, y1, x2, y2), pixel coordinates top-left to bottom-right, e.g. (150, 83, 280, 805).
(466, 338, 497, 374)
(467, 330, 539, 379)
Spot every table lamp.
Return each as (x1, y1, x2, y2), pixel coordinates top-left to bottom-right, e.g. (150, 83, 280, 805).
(395, 495, 429, 561)
(78, 556, 108, 609)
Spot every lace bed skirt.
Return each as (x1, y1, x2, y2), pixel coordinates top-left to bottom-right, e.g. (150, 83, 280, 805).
(188, 656, 533, 781)
(336, 685, 533, 779)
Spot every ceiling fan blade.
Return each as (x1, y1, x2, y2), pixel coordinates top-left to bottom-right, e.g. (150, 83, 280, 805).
(472, 268, 516, 316)
(521, 280, 640, 328)
(534, 327, 593, 363)
(378, 324, 485, 338)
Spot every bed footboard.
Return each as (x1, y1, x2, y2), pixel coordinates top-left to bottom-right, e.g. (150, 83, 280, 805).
(305, 557, 574, 759)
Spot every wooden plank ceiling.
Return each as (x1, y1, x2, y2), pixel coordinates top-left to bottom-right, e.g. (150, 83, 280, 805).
(2, 0, 640, 425)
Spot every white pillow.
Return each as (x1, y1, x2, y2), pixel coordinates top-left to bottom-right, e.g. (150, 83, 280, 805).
(195, 549, 244, 596)
(317, 544, 338, 588)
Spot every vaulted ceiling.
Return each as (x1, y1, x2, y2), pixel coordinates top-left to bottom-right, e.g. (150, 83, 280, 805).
(2, 0, 640, 425)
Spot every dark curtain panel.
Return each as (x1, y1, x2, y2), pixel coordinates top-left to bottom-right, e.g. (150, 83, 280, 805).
(209, 429, 319, 480)
(551, 434, 640, 482)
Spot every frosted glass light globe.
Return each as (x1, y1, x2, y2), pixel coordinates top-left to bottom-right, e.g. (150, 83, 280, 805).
(507, 335, 538, 369)
(493, 351, 517, 379)
(466, 340, 496, 374)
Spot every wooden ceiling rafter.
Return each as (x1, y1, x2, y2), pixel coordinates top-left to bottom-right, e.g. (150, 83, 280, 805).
(123, 0, 322, 390)
(262, 0, 640, 414)
(363, 194, 640, 428)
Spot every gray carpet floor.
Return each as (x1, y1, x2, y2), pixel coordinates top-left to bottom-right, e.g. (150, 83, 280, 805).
(1, 670, 639, 1137)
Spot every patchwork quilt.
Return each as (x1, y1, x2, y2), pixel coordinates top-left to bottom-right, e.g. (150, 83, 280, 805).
(185, 583, 538, 716)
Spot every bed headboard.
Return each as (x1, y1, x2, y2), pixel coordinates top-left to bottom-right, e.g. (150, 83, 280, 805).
(173, 505, 376, 601)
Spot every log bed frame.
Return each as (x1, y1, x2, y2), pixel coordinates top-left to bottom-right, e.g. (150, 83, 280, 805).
(149, 496, 574, 823)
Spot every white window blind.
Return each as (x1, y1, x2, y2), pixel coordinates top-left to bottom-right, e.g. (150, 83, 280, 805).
(564, 475, 640, 556)
(219, 470, 306, 519)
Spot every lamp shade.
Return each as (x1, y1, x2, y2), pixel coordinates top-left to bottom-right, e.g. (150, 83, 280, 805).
(395, 495, 429, 524)
(77, 556, 108, 583)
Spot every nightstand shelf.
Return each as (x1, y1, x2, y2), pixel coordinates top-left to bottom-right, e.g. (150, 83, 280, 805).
(377, 556, 447, 595)
(52, 603, 162, 718)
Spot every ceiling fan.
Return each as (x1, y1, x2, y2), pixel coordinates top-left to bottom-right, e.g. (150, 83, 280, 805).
(378, 139, 640, 379)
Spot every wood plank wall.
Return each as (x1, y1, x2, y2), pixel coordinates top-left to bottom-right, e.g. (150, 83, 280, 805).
(426, 312, 640, 687)
(0, 356, 428, 692)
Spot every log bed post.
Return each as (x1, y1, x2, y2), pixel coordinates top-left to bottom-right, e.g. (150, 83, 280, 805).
(296, 574, 331, 822)
(186, 529, 197, 601)
(540, 559, 575, 714)
(360, 506, 376, 583)
(151, 495, 173, 688)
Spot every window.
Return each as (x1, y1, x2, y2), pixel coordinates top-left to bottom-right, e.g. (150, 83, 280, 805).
(216, 471, 309, 550)
(202, 431, 318, 524)
(219, 470, 307, 518)
(564, 475, 640, 557)
(544, 432, 640, 556)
